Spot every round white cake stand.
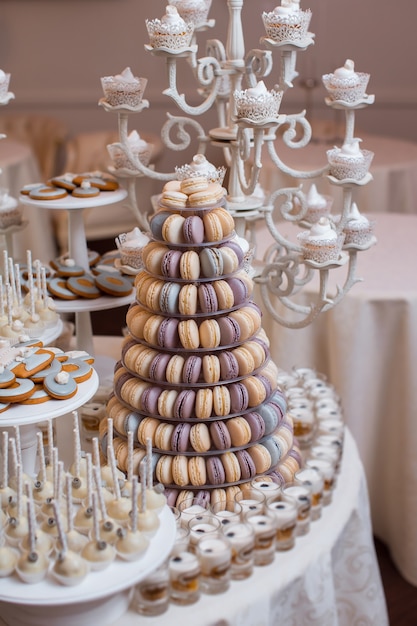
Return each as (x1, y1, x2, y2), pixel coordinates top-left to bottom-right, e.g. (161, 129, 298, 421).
(0, 371, 99, 476)
(20, 190, 130, 359)
(0, 505, 176, 626)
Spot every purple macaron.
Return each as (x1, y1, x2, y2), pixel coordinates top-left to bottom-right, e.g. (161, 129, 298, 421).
(219, 350, 239, 381)
(220, 240, 244, 265)
(194, 490, 211, 508)
(210, 420, 232, 450)
(183, 215, 204, 244)
(245, 411, 266, 443)
(236, 449, 257, 480)
(173, 389, 196, 420)
(198, 283, 218, 314)
(140, 386, 163, 415)
(218, 316, 240, 346)
(206, 456, 226, 485)
(182, 355, 202, 384)
(171, 422, 191, 453)
(158, 317, 180, 349)
(227, 277, 249, 306)
(161, 249, 182, 279)
(149, 352, 171, 382)
(229, 382, 249, 413)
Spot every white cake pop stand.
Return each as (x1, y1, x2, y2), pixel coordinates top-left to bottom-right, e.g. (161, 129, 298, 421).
(0, 505, 176, 626)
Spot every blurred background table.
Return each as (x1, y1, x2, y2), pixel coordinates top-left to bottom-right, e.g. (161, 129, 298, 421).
(0, 137, 57, 262)
(252, 211, 417, 585)
(259, 131, 417, 215)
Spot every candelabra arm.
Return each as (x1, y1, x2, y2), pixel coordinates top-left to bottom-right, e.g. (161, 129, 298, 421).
(244, 49, 273, 87)
(265, 120, 329, 180)
(234, 126, 265, 195)
(124, 178, 149, 232)
(163, 55, 223, 116)
(344, 109, 356, 144)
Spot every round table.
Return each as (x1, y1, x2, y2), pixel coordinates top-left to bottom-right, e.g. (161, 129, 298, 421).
(252, 212, 417, 585)
(0, 138, 57, 262)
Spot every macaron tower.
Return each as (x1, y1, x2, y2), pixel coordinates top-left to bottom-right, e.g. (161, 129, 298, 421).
(104, 155, 301, 508)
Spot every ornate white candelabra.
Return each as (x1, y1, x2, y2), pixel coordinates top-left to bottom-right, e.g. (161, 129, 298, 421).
(99, 0, 376, 328)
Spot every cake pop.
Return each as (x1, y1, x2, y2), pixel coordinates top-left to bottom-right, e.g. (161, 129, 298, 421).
(99, 420, 125, 490)
(69, 413, 88, 502)
(92, 464, 121, 545)
(106, 442, 132, 526)
(81, 493, 116, 571)
(0, 513, 18, 577)
(51, 500, 89, 586)
(5, 463, 29, 547)
(15, 495, 49, 584)
(40, 459, 66, 539)
(74, 453, 95, 535)
(19, 483, 54, 557)
(137, 459, 160, 538)
(58, 474, 88, 554)
(115, 475, 149, 561)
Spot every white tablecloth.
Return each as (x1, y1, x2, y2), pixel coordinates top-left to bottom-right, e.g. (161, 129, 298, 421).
(259, 132, 417, 215)
(115, 430, 387, 626)
(252, 212, 417, 585)
(0, 137, 57, 262)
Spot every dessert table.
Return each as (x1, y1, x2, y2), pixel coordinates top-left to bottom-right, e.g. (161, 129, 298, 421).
(0, 137, 57, 262)
(259, 132, 417, 216)
(113, 429, 388, 626)
(252, 211, 417, 585)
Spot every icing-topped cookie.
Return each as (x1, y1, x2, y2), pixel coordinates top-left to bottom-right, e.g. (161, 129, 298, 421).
(43, 370, 78, 400)
(62, 358, 94, 383)
(94, 271, 133, 297)
(67, 275, 101, 299)
(0, 377, 35, 403)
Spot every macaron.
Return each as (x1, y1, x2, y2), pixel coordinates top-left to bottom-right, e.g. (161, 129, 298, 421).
(182, 355, 202, 384)
(213, 280, 234, 310)
(159, 282, 181, 315)
(202, 354, 220, 384)
(195, 388, 213, 419)
(188, 456, 207, 487)
(171, 422, 191, 453)
(194, 490, 211, 508)
(137, 417, 160, 446)
(173, 389, 196, 420)
(141, 386, 163, 415)
(226, 416, 252, 447)
(220, 239, 244, 264)
(221, 451, 241, 483)
(227, 277, 249, 306)
(213, 385, 231, 417)
(178, 284, 198, 316)
(172, 455, 190, 487)
(219, 247, 239, 274)
(262, 436, 283, 467)
(206, 456, 226, 486)
(229, 309, 255, 341)
(209, 421, 232, 451)
(248, 443, 272, 473)
(189, 423, 211, 453)
(180, 250, 200, 281)
(158, 317, 180, 349)
(160, 190, 188, 210)
(161, 249, 183, 279)
(188, 182, 224, 208)
(183, 215, 205, 244)
(156, 455, 174, 484)
(158, 389, 178, 418)
(198, 283, 218, 314)
(245, 412, 266, 443)
(180, 175, 208, 196)
(218, 316, 240, 346)
(231, 346, 255, 376)
(229, 382, 249, 413)
(258, 403, 279, 436)
(178, 319, 200, 350)
(203, 211, 223, 241)
(143, 315, 164, 345)
(211, 207, 235, 237)
(162, 213, 186, 244)
(145, 244, 169, 275)
(166, 354, 186, 384)
(200, 248, 224, 279)
(149, 211, 171, 240)
(149, 352, 171, 382)
(127, 307, 154, 340)
(154, 422, 175, 451)
(218, 350, 239, 381)
(243, 375, 267, 407)
(199, 318, 221, 349)
(236, 449, 257, 480)
(145, 279, 165, 312)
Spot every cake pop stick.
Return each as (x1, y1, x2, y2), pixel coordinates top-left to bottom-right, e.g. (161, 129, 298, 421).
(20, 482, 54, 556)
(15, 490, 49, 584)
(6, 284, 12, 326)
(27, 267, 36, 318)
(70, 411, 87, 480)
(137, 460, 159, 537)
(53, 498, 68, 555)
(106, 442, 131, 526)
(46, 419, 54, 476)
(33, 431, 54, 503)
(128, 431, 134, 484)
(8, 258, 17, 309)
(131, 474, 138, 533)
(92, 463, 121, 545)
(74, 453, 95, 535)
(41, 266, 48, 309)
(14, 263, 22, 310)
(35, 259, 42, 299)
(3, 251, 9, 287)
(145, 437, 166, 513)
(146, 437, 153, 491)
(62, 473, 88, 554)
(0, 276, 4, 318)
(115, 473, 149, 561)
(0, 432, 14, 508)
(5, 462, 29, 547)
(139, 459, 147, 515)
(26, 482, 37, 556)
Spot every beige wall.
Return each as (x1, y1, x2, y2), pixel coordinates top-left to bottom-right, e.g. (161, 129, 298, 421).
(1, 0, 416, 175)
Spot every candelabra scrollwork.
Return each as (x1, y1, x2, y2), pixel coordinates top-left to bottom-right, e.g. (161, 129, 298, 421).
(99, 0, 376, 329)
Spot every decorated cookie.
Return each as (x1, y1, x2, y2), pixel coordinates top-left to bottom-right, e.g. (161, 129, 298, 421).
(43, 370, 78, 400)
(94, 271, 133, 297)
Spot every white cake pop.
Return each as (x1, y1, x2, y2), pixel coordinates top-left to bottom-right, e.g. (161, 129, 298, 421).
(74, 453, 95, 535)
(19, 483, 54, 557)
(32, 431, 54, 504)
(106, 443, 131, 526)
(81, 493, 115, 571)
(137, 459, 160, 538)
(115, 475, 149, 561)
(92, 464, 121, 545)
(51, 499, 89, 586)
(15, 495, 49, 584)
(59, 474, 88, 554)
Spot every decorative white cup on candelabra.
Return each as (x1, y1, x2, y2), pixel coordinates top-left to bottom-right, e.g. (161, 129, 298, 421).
(168, 0, 212, 28)
(101, 67, 147, 109)
(327, 138, 374, 182)
(322, 59, 370, 104)
(146, 5, 194, 51)
(234, 80, 283, 123)
(262, 3, 312, 43)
